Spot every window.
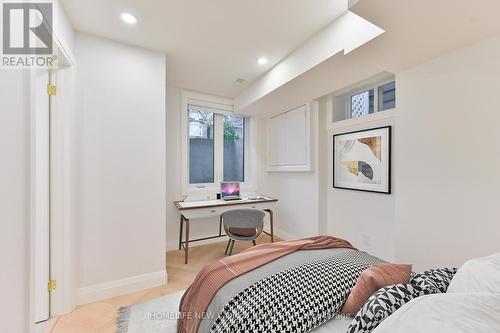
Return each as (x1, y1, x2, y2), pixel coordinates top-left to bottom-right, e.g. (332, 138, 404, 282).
(188, 106, 214, 184)
(223, 115, 244, 182)
(378, 81, 395, 111)
(351, 89, 374, 118)
(345, 80, 396, 120)
(182, 91, 253, 194)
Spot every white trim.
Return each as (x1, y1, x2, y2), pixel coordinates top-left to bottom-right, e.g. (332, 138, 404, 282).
(76, 270, 167, 305)
(273, 226, 298, 241)
(182, 90, 233, 112)
(328, 108, 396, 131)
(35, 321, 50, 333)
(332, 72, 394, 98)
(28, 69, 38, 333)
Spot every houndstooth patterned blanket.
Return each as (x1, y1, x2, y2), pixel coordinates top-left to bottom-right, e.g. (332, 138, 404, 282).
(210, 251, 384, 333)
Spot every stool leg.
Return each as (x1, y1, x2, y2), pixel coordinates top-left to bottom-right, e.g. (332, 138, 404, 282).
(228, 240, 235, 256)
(252, 240, 256, 246)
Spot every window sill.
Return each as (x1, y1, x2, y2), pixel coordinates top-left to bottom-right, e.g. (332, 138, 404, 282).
(328, 108, 396, 130)
(267, 164, 313, 172)
(181, 183, 257, 198)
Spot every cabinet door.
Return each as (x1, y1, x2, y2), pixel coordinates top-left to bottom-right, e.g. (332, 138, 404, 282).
(269, 115, 287, 166)
(285, 105, 307, 166)
(268, 104, 312, 171)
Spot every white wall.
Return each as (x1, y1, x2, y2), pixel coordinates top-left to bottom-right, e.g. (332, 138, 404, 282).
(394, 34, 500, 271)
(325, 114, 396, 262)
(248, 33, 500, 271)
(75, 33, 166, 303)
(255, 107, 321, 240)
(0, 71, 30, 333)
(166, 86, 184, 250)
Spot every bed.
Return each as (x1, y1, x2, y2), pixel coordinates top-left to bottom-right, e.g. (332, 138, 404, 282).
(176, 236, 386, 333)
(179, 240, 500, 333)
(121, 238, 500, 333)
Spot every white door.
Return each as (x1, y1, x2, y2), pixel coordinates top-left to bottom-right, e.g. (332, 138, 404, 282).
(34, 70, 50, 323)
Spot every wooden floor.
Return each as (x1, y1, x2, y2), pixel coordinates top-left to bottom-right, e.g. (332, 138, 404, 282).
(47, 234, 278, 333)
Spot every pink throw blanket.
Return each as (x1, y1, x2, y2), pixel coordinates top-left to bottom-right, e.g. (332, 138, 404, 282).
(177, 235, 356, 333)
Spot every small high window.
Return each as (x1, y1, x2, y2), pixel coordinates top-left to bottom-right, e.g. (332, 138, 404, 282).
(332, 78, 396, 122)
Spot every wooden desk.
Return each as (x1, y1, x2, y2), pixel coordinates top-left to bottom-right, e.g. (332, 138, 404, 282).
(174, 197, 278, 264)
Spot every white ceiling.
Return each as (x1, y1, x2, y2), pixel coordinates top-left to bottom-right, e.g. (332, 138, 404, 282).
(60, 0, 348, 98)
(240, 0, 500, 116)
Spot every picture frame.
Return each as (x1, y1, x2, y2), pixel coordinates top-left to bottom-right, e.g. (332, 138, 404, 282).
(333, 126, 391, 194)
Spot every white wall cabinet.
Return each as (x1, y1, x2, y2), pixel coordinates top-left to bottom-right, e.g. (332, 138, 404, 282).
(268, 104, 312, 171)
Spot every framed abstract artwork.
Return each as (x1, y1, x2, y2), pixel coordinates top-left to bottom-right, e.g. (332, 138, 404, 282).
(333, 126, 391, 194)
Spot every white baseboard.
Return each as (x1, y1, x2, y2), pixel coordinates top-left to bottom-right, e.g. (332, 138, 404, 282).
(272, 227, 298, 241)
(76, 270, 167, 305)
(35, 320, 50, 333)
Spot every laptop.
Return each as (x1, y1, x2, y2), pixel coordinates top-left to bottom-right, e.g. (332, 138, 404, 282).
(220, 181, 241, 201)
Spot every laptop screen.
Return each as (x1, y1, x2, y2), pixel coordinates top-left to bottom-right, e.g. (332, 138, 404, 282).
(220, 182, 240, 198)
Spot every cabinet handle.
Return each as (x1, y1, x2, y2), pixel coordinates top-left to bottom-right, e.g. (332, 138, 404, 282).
(251, 206, 256, 208)
(210, 209, 216, 213)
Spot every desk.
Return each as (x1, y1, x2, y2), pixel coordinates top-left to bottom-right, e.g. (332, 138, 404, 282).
(174, 197, 278, 264)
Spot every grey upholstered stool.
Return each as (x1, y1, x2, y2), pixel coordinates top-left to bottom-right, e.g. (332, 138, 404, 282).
(222, 209, 265, 256)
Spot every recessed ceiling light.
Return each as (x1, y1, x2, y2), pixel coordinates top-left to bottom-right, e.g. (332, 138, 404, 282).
(121, 12, 137, 25)
(257, 57, 268, 65)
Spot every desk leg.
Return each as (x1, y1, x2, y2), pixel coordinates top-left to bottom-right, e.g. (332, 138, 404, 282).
(219, 215, 223, 236)
(179, 214, 184, 250)
(184, 217, 190, 264)
(265, 209, 274, 243)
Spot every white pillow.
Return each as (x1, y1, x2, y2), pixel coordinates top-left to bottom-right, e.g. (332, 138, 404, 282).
(373, 292, 500, 333)
(447, 252, 500, 293)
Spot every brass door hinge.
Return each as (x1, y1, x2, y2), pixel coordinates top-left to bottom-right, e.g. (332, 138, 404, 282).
(47, 84, 57, 96)
(48, 280, 57, 293)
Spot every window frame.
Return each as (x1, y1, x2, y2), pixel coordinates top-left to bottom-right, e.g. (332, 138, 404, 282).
(181, 90, 256, 196)
(346, 79, 396, 120)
